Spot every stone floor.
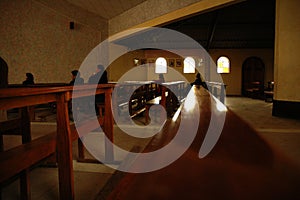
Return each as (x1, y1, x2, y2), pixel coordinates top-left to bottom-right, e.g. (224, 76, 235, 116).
(1, 96, 300, 199)
(225, 97, 300, 166)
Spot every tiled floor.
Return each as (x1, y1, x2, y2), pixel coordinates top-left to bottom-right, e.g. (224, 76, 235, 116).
(1, 96, 300, 199)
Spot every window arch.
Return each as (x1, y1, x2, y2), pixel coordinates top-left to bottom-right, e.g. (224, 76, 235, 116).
(183, 57, 195, 73)
(155, 57, 167, 73)
(217, 56, 230, 73)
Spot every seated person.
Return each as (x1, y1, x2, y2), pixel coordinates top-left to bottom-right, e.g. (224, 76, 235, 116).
(69, 70, 84, 85)
(68, 70, 84, 120)
(22, 73, 35, 85)
(191, 72, 208, 90)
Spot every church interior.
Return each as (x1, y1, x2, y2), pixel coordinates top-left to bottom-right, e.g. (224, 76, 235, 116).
(0, 0, 300, 199)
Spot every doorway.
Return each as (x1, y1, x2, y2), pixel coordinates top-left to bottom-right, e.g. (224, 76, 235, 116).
(242, 57, 265, 98)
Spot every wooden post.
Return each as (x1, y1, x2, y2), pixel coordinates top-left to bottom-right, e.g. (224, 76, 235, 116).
(56, 93, 74, 200)
(21, 107, 31, 144)
(20, 107, 32, 200)
(20, 169, 31, 200)
(220, 84, 225, 103)
(104, 88, 114, 163)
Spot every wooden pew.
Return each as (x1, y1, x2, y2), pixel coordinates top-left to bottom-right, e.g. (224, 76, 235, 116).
(0, 132, 56, 182)
(144, 96, 161, 124)
(8, 83, 68, 88)
(0, 107, 33, 200)
(144, 81, 187, 124)
(113, 81, 157, 119)
(264, 81, 274, 102)
(0, 84, 115, 200)
(115, 81, 187, 124)
(8, 83, 69, 121)
(101, 86, 300, 200)
(160, 81, 187, 116)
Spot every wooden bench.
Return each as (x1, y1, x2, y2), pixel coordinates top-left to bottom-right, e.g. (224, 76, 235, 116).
(244, 81, 264, 99)
(100, 86, 300, 200)
(114, 81, 187, 123)
(113, 81, 158, 119)
(0, 84, 115, 199)
(264, 91, 274, 102)
(264, 81, 274, 102)
(145, 96, 161, 124)
(0, 132, 56, 199)
(144, 94, 185, 124)
(37, 112, 54, 121)
(0, 107, 33, 200)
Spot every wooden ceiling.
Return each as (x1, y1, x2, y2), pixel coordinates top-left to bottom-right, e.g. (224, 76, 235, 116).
(163, 0, 276, 49)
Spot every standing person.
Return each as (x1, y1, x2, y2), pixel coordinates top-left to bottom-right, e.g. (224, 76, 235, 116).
(191, 72, 208, 90)
(69, 70, 84, 85)
(157, 73, 165, 84)
(88, 64, 108, 84)
(155, 73, 165, 96)
(22, 73, 35, 85)
(88, 65, 108, 115)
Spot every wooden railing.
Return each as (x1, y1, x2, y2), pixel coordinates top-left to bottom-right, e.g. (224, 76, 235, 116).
(113, 81, 188, 120)
(206, 81, 226, 103)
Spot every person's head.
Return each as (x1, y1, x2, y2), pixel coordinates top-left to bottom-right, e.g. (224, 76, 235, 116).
(26, 73, 34, 81)
(71, 70, 80, 77)
(96, 64, 104, 72)
(196, 73, 201, 79)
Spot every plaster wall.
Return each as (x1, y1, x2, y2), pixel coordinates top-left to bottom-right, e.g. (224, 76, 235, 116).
(274, 0, 300, 101)
(0, 0, 105, 84)
(108, 48, 274, 96)
(209, 49, 274, 95)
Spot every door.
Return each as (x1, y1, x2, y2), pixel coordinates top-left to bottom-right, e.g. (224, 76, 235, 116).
(242, 57, 265, 97)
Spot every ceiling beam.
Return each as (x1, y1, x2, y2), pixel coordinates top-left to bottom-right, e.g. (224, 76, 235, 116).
(206, 11, 219, 51)
(109, 0, 245, 37)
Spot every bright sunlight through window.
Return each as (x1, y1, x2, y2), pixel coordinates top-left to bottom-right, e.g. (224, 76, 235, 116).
(155, 57, 167, 73)
(183, 57, 196, 73)
(217, 56, 230, 73)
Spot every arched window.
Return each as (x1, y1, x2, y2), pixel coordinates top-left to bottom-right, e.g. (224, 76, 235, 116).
(217, 56, 230, 73)
(183, 57, 195, 73)
(155, 57, 167, 73)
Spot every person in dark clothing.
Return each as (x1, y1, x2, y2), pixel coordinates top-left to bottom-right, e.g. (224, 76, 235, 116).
(191, 72, 208, 90)
(68, 70, 84, 120)
(0, 57, 8, 88)
(88, 65, 108, 84)
(88, 65, 108, 115)
(155, 73, 165, 96)
(157, 73, 165, 84)
(69, 70, 84, 85)
(0, 57, 8, 121)
(22, 73, 35, 85)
